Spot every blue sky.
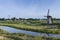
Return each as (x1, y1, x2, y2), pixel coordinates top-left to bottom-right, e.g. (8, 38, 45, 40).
(0, 0, 60, 18)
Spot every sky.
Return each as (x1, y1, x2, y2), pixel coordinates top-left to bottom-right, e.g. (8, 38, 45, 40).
(0, 0, 60, 19)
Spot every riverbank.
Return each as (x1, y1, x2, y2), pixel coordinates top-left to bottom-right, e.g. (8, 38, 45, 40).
(0, 23, 60, 34)
(0, 29, 59, 40)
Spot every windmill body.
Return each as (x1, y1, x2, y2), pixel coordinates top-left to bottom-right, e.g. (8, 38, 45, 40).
(47, 15, 52, 24)
(45, 9, 53, 24)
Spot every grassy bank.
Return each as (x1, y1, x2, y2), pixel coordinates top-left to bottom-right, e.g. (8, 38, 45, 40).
(0, 21, 60, 40)
(0, 29, 60, 40)
(0, 23, 60, 34)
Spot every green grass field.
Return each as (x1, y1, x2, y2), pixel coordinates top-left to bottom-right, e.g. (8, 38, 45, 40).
(0, 20, 60, 40)
(0, 20, 60, 34)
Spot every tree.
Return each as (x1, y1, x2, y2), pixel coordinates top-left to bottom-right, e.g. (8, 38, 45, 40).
(0, 18, 5, 21)
(11, 17, 16, 21)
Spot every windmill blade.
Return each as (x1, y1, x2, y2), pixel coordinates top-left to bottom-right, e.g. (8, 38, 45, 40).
(47, 9, 50, 16)
(44, 16, 47, 17)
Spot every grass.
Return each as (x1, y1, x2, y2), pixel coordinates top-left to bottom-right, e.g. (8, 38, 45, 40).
(0, 31, 59, 40)
(0, 21, 60, 34)
(0, 28, 59, 40)
(0, 23, 58, 33)
(0, 20, 60, 40)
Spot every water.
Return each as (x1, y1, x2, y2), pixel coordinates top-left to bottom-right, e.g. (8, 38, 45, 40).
(0, 26, 60, 39)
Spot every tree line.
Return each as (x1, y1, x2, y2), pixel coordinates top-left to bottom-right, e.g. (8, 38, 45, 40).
(0, 17, 40, 21)
(0, 17, 60, 21)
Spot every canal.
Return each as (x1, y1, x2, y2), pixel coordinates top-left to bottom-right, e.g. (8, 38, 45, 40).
(0, 26, 60, 39)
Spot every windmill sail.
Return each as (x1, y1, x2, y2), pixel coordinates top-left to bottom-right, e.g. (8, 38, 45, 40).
(44, 9, 50, 17)
(47, 9, 50, 16)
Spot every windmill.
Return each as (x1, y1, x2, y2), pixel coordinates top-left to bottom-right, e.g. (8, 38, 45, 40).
(44, 9, 53, 24)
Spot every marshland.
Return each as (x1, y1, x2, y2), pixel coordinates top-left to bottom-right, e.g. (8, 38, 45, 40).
(0, 18, 60, 40)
